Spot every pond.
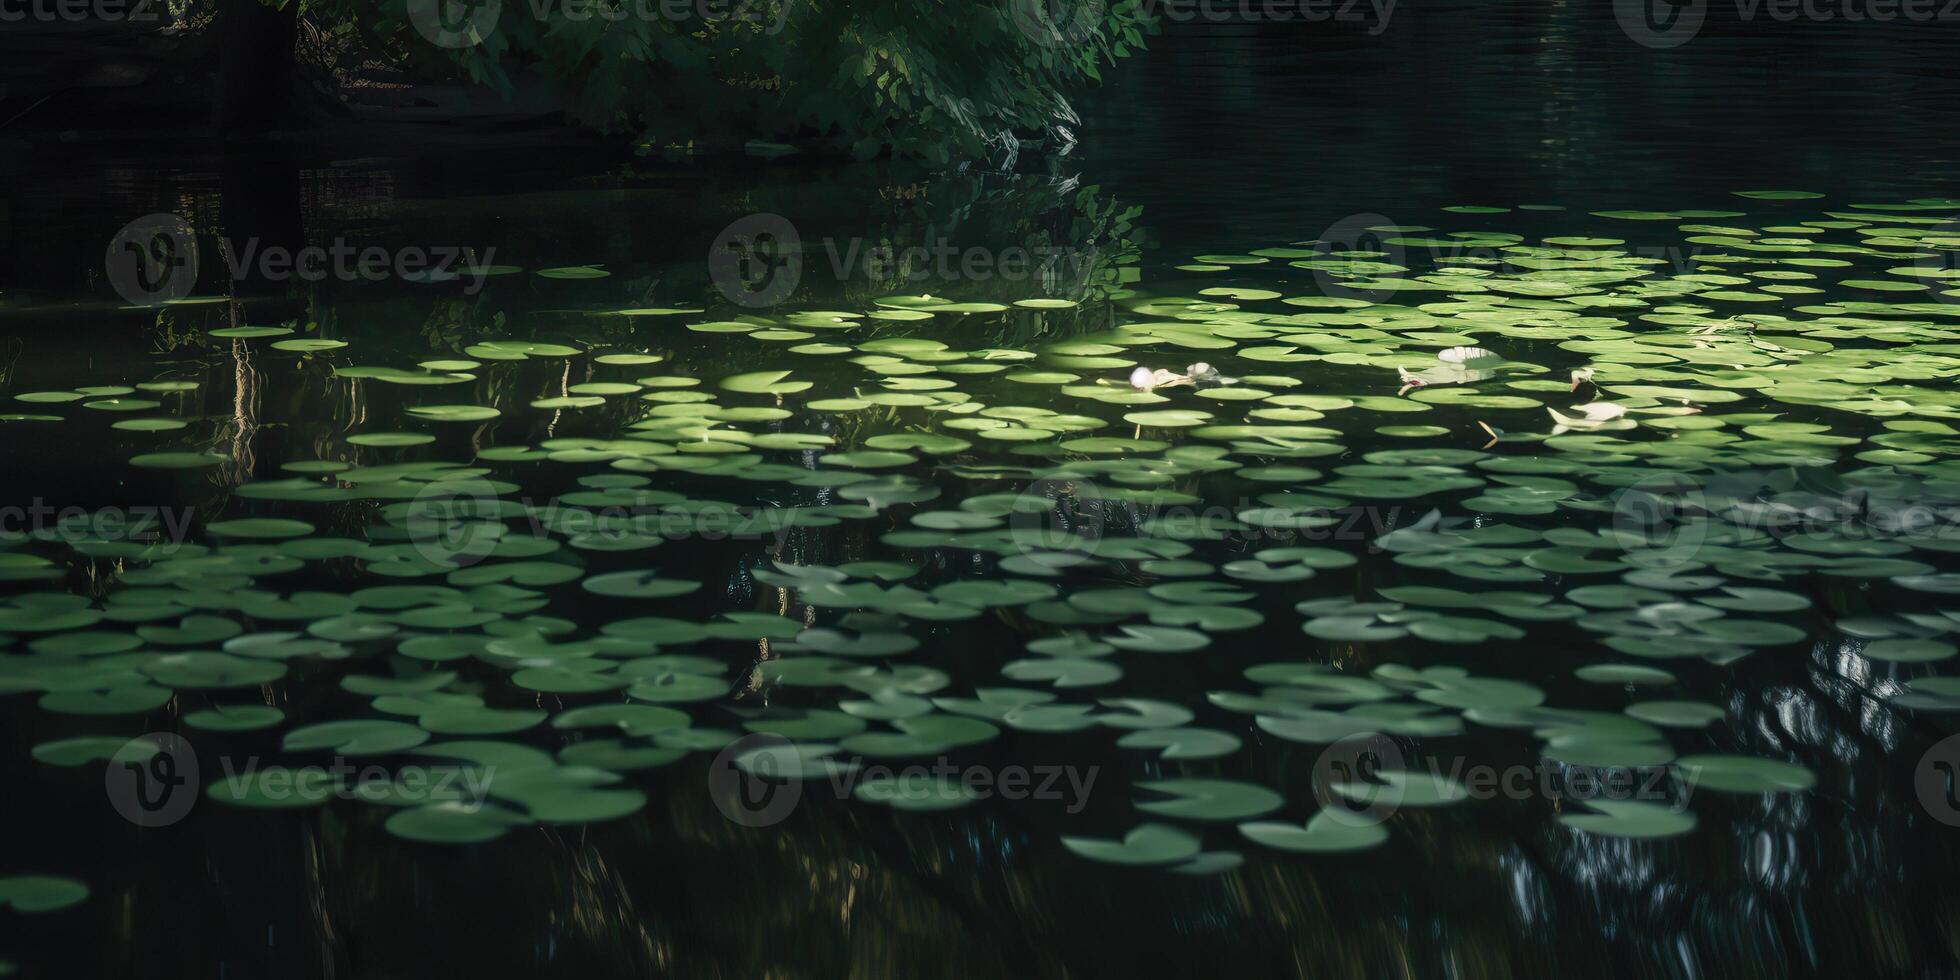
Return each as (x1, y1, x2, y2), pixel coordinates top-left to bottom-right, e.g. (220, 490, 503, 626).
(2, 6, 1960, 978)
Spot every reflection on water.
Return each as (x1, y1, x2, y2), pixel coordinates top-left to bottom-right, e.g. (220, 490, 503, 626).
(1080, 1, 1960, 254)
(0, 7, 1958, 980)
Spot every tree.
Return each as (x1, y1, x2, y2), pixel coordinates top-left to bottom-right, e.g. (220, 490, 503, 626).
(288, 0, 1155, 162)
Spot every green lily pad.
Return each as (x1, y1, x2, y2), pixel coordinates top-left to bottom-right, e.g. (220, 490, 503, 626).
(1559, 799, 1697, 838)
(1135, 779, 1284, 821)
(1239, 812, 1389, 853)
(0, 876, 89, 913)
(1061, 823, 1202, 866)
(1674, 754, 1816, 793)
(284, 720, 430, 755)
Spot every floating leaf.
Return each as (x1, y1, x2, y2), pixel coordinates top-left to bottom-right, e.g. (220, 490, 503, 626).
(1061, 823, 1202, 866)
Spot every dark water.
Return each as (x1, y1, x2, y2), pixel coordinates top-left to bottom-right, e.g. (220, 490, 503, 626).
(1, 6, 1959, 979)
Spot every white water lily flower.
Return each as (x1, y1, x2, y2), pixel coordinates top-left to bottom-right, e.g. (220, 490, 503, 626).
(1128, 367, 1193, 391)
(1126, 363, 1234, 392)
(1437, 346, 1500, 366)
(1184, 362, 1234, 385)
(1396, 347, 1503, 394)
(1547, 401, 1632, 433)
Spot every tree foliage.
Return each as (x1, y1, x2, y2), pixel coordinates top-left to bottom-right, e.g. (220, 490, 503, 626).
(295, 0, 1156, 162)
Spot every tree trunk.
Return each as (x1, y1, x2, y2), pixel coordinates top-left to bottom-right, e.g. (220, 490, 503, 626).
(213, 0, 300, 136)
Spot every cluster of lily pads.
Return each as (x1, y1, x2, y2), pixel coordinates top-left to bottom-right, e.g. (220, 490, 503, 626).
(1, 192, 1957, 910)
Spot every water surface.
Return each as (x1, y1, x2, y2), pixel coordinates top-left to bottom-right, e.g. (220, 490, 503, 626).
(1, 7, 1959, 978)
